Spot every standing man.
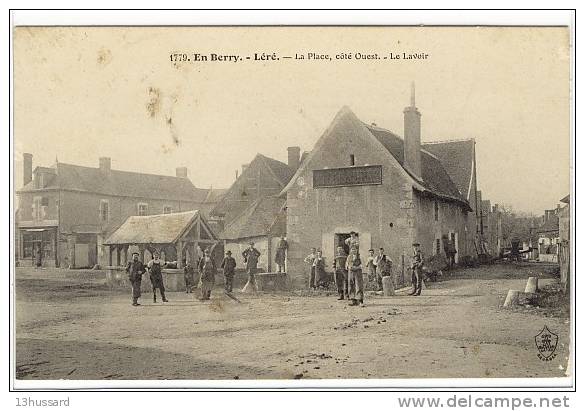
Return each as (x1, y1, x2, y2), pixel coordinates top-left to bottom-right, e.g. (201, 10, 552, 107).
(375, 247, 393, 293)
(198, 248, 216, 300)
(274, 236, 288, 273)
(242, 242, 261, 293)
(126, 252, 146, 306)
(344, 232, 360, 253)
(445, 237, 457, 269)
(346, 247, 364, 306)
(409, 242, 424, 296)
(304, 247, 317, 289)
(148, 251, 169, 303)
(183, 258, 195, 293)
(332, 245, 348, 300)
(313, 249, 327, 289)
(221, 250, 237, 293)
(366, 249, 377, 286)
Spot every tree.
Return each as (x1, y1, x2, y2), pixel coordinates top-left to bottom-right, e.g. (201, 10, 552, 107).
(498, 204, 539, 244)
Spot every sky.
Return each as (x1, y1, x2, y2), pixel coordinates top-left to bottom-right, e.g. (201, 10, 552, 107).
(13, 26, 571, 214)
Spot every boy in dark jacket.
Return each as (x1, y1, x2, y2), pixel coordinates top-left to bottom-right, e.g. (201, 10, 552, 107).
(221, 250, 237, 293)
(126, 252, 146, 306)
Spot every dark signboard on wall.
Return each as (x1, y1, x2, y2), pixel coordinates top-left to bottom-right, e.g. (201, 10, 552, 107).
(313, 165, 383, 188)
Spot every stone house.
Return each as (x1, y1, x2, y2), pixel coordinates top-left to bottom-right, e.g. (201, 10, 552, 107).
(281, 88, 479, 288)
(15, 155, 222, 268)
(220, 196, 287, 272)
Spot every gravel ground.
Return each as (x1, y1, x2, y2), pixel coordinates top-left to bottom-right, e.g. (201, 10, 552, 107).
(14, 263, 570, 381)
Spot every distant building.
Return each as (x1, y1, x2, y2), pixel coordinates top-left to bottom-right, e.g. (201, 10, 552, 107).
(209, 150, 298, 227)
(15, 155, 223, 268)
(534, 206, 561, 263)
(479, 198, 503, 256)
(209, 149, 299, 271)
(282, 86, 481, 288)
(220, 197, 287, 271)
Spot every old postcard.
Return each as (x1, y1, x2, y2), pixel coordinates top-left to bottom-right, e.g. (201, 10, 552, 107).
(11, 23, 573, 389)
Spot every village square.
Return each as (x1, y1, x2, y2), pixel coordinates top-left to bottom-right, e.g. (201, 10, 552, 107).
(14, 85, 571, 380)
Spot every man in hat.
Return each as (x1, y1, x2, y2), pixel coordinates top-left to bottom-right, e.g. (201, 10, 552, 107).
(221, 250, 237, 293)
(242, 242, 261, 293)
(198, 248, 216, 300)
(148, 251, 168, 303)
(444, 236, 457, 269)
(274, 236, 288, 273)
(409, 242, 424, 296)
(374, 247, 393, 292)
(332, 245, 348, 300)
(346, 246, 364, 306)
(126, 252, 146, 306)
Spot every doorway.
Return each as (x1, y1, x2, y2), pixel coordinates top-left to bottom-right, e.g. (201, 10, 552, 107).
(335, 232, 358, 255)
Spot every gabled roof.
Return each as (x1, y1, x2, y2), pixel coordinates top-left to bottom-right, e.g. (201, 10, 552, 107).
(366, 125, 469, 205)
(105, 210, 216, 245)
(280, 106, 471, 210)
(259, 154, 295, 187)
(209, 153, 294, 219)
(422, 139, 475, 201)
(203, 188, 228, 204)
(18, 162, 211, 203)
(220, 197, 286, 240)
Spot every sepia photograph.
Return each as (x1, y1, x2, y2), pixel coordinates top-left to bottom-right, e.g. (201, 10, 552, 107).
(9, 15, 574, 391)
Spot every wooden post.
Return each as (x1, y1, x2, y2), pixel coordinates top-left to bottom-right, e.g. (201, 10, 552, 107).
(116, 245, 121, 266)
(108, 245, 113, 266)
(177, 241, 184, 269)
(267, 235, 272, 272)
(122, 245, 128, 266)
(139, 244, 145, 263)
(54, 227, 59, 267)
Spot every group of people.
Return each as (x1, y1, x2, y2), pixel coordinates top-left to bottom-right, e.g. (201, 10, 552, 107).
(125, 242, 263, 307)
(125, 251, 169, 307)
(303, 231, 426, 306)
(125, 234, 426, 307)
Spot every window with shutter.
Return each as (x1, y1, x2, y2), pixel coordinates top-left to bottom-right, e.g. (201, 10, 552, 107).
(100, 200, 110, 222)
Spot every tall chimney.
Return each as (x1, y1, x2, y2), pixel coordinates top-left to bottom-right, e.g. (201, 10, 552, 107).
(403, 82, 422, 180)
(176, 167, 188, 178)
(23, 153, 33, 186)
(287, 146, 301, 170)
(99, 157, 111, 173)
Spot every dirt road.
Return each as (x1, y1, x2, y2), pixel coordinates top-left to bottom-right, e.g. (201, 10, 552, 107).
(15, 264, 570, 380)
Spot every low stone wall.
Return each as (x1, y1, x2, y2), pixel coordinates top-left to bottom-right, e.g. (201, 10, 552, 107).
(105, 266, 187, 292)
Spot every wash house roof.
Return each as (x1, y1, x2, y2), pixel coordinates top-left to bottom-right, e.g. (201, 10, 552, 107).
(105, 210, 217, 245)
